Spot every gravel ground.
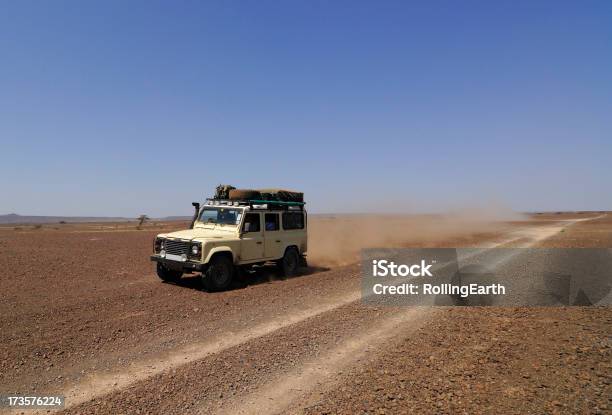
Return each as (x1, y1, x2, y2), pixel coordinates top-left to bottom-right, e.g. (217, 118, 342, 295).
(0, 213, 609, 414)
(300, 307, 611, 415)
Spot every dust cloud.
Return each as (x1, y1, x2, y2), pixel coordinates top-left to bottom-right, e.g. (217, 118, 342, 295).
(307, 209, 526, 267)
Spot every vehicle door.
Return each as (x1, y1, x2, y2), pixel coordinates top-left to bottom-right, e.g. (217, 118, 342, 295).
(263, 212, 283, 259)
(240, 212, 264, 261)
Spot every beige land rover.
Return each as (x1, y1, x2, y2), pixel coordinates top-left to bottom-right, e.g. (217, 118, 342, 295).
(151, 188, 307, 291)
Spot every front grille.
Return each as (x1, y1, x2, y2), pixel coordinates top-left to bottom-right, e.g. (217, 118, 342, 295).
(163, 239, 190, 255)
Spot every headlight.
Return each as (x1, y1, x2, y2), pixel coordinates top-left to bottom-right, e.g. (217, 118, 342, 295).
(160, 249, 166, 258)
(191, 244, 199, 255)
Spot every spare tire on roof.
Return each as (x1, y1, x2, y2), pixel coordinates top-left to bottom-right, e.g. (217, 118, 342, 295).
(228, 189, 262, 200)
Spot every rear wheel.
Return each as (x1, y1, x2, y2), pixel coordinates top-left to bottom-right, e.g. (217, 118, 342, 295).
(279, 247, 300, 277)
(156, 263, 182, 282)
(203, 255, 234, 291)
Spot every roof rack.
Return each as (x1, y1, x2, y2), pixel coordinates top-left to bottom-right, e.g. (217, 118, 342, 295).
(204, 198, 305, 211)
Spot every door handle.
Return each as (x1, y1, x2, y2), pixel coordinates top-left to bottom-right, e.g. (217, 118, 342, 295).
(256, 241, 263, 245)
(275, 240, 281, 243)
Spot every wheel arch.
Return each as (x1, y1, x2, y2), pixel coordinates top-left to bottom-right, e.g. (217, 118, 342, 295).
(283, 244, 299, 256)
(204, 247, 234, 265)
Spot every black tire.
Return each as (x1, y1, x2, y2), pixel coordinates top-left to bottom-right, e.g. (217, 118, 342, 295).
(280, 247, 300, 277)
(156, 263, 182, 282)
(228, 189, 261, 200)
(203, 255, 235, 291)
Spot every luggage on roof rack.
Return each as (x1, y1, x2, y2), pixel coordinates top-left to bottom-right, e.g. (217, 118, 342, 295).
(257, 188, 304, 203)
(223, 187, 304, 203)
(214, 184, 236, 200)
(228, 189, 261, 200)
(211, 186, 305, 209)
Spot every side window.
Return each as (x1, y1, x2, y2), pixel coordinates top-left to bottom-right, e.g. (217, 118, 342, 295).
(265, 213, 279, 231)
(282, 212, 304, 230)
(243, 213, 261, 233)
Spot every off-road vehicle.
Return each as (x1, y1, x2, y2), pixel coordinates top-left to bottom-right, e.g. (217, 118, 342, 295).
(151, 186, 307, 291)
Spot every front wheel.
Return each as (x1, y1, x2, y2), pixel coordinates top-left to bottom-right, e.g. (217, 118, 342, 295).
(203, 255, 235, 291)
(156, 263, 182, 282)
(279, 248, 300, 277)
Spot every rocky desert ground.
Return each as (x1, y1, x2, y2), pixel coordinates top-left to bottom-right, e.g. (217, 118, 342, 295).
(0, 212, 610, 414)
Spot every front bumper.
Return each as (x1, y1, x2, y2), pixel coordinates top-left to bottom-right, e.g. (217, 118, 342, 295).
(150, 255, 204, 272)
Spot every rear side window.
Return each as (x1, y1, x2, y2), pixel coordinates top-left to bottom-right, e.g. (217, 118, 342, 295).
(282, 212, 304, 230)
(265, 213, 279, 231)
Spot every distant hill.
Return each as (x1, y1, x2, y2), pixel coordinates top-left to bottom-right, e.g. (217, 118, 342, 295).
(0, 213, 132, 224)
(0, 213, 191, 225)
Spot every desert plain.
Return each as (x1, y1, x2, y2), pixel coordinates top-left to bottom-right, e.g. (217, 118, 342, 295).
(0, 212, 610, 414)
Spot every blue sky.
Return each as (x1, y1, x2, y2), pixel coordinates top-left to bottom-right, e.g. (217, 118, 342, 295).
(1, 0, 610, 217)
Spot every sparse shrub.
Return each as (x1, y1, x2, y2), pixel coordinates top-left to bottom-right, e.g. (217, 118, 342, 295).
(59, 220, 67, 224)
(137, 214, 149, 230)
(33, 224, 42, 230)
(14, 227, 22, 231)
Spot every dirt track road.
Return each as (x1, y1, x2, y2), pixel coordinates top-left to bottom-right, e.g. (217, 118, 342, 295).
(0, 214, 610, 414)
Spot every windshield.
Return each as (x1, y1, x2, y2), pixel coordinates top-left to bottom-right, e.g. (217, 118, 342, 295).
(198, 207, 242, 226)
